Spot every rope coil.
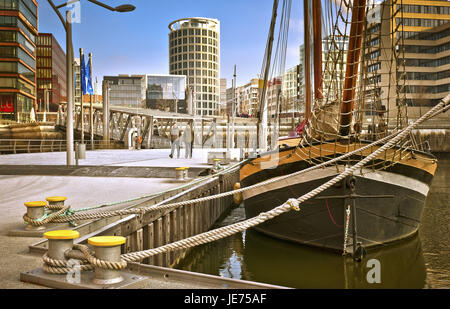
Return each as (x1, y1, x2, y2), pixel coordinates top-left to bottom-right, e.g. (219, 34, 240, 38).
(42, 244, 127, 274)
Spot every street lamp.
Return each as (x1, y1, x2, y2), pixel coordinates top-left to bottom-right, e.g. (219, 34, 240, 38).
(47, 0, 135, 166)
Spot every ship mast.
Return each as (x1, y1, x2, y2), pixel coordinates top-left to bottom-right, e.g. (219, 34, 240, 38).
(257, 0, 279, 150)
(312, 0, 323, 101)
(339, 0, 367, 137)
(303, 0, 312, 121)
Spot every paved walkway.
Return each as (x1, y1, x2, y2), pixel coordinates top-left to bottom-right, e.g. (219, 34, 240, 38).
(0, 148, 240, 288)
(0, 148, 242, 168)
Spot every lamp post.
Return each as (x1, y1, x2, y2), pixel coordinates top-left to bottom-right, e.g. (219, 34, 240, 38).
(47, 0, 135, 166)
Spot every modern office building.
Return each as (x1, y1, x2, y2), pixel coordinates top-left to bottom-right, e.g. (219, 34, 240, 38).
(146, 74, 187, 113)
(103, 74, 147, 108)
(281, 64, 304, 117)
(36, 33, 66, 112)
(226, 78, 263, 118)
(168, 17, 220, 116)
(219, 77, 227, 116)
(73, 57, 81, 106)
(0, 0, 38, 122)
(363, 0, 449, 121)
(321, 35, 348, 103)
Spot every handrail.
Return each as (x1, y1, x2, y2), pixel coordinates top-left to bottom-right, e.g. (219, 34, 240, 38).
(0, 139, 117, 154)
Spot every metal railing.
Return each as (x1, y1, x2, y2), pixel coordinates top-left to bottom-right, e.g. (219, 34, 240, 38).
(0, 139, 120, 155)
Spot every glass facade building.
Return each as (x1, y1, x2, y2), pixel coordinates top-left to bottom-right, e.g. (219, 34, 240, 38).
(168, 17, 220, 116)
(363, 0, 449, 121)
(36, 33, 66, 112)
(0, 0, 38, 122)
(103, 75, 147, 109)
(146, 74, 186, 113)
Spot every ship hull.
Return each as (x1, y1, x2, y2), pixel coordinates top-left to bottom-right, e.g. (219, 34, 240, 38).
(240, 142, 437, 253)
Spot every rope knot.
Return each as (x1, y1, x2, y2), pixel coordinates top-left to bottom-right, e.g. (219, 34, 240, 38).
(286, 198, 300, 212)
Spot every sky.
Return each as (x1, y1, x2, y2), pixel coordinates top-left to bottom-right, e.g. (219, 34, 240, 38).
(37, 0, 304, 92)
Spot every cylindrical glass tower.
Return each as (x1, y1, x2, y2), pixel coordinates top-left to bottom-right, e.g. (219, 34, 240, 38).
(169, 17, 220, 116)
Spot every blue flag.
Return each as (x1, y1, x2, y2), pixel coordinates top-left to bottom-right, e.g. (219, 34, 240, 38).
(80, 54, 94, 95)
(80, 54, 87, 95)
(86, 56, 94, 95)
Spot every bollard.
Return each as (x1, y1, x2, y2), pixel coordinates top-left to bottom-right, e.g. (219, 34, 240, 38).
(24, 201, 47, 231)
(175, 167, 185, 180)
(213, 158, 221, 169)
(88, 236, 126, 285)
(46, 196, 67, 214)
(44, 230, 80, 262)
(233, 182, 243, 205)
(182, 167, 190, 179)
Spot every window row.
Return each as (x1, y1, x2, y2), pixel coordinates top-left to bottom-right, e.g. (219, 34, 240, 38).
(0, 30, 35, 54)
(404, 56, 449, 67)
(0, 46, 35, 67)
(171, 61, 218, 71)
(399, 4, 450, 15)
(402, 84, 450, 94)
(170, 29, 218, 40)
(0, 76, 35, 95)
(170, 45, 218, 55)
(402, 43, 449, 54)
(171, 53, 218, 63)
(400, 70, 450, 81)
(399, 17, 448, 28)
(170, 36, 218, 48)
(171, 69, 219, 79)
(36, 35, 52, 47)
(0, 15, 35, 43)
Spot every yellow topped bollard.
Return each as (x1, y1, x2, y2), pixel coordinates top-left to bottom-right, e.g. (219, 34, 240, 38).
(24, 201, 47, 231)
(233, 182, 243, 205)
(213, 158, 221, 169)
(182, 167, 190, 179)
(46, 196, 67, 204)
(175, 167, 185, 180)
(46, 196, 68, 214)
(88, 236, 127, 285)
(44, 230, 80, 262)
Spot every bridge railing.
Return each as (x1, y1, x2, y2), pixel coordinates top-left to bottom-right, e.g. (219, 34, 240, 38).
(0, 139, 119, 155)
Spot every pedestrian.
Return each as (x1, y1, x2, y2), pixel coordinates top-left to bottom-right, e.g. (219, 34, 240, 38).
(183, 122, 192, 159)
(169, 122, 180, 159)
(190, 120, 194, 158)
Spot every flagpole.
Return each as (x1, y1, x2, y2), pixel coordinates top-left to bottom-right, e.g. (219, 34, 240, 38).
(80, 48, 85, 145)
(89, 53, 94, 150)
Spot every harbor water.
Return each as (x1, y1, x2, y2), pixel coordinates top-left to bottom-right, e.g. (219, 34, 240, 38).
(176, 155, 450, 289)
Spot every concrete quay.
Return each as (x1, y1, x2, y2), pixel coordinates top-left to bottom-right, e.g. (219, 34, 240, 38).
(0, 148, 284, 289)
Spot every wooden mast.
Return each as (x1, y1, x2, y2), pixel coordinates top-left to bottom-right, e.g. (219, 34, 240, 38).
(303, 0, 312, 121)
(257, 0, 279, 149)
(340, 0, 367, 137)
(312, 0, 323, 101)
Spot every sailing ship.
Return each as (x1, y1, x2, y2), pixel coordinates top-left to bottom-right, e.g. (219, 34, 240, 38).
(240, 0, 441, 256)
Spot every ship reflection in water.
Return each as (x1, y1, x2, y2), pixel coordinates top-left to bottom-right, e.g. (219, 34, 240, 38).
(176, 156, 449, 289)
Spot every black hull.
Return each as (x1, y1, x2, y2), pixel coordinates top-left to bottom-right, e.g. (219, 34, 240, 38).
(244, 169, 429, 253)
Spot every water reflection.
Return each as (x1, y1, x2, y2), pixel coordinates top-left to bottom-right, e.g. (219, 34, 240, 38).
(176, 208, 426, 289)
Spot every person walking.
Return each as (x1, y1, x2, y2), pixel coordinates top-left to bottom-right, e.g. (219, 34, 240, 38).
(169, 122, 180, 159)
(183, 122, 193, 159)
(190, 120, 194, 158)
